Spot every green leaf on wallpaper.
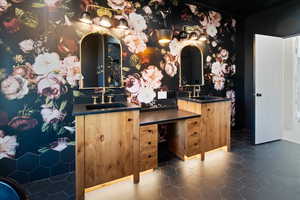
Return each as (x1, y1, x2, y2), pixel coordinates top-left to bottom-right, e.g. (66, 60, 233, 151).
(68, 141, 75, 146)
(53, 123, 59, 131)
(122, 67, 130, 72)
(59, 101, 67, 111)
(38, 147, 49, 154)
(57, 127, 66, 135)
(41, 123, 50, 132)
(15, 8, 39, 29)
(130, 54, 140, 66)
(32, 3, 46, 8)
(136, 64, 141, 70)
(45, 97, 53, 106)
(73, 90, 83, 97)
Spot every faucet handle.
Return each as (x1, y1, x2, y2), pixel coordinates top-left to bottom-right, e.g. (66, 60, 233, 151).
(92, 96, 98, 104)
(108, 96, 113, 103)
(188, 91, 192, 98)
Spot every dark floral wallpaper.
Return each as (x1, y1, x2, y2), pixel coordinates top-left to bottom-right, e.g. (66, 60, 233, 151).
(0, 0, 237, 182)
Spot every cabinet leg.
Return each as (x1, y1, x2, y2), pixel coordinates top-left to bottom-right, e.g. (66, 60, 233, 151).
(133, 172, 140, 184)
(201, 152, 205, 161)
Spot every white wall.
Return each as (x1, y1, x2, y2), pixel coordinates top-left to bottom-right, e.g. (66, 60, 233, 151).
(282, 37, 300, 144)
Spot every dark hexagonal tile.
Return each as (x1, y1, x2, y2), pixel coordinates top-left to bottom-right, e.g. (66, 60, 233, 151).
(8, 170, 29, 184)
(30, 166, 50, 182)
(17, 153, 39, 172)
(50, 162, 70, 177)
(0, 157, 16, 176)
(40, 150, 60, 167)
(60, 146, 75, 163)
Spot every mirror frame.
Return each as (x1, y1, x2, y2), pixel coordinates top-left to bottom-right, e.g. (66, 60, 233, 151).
(178, 41, 204, 87)
(79, 30, 124, 89)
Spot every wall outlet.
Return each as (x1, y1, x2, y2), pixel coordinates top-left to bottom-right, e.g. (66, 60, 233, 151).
(158, 91, 167, 99)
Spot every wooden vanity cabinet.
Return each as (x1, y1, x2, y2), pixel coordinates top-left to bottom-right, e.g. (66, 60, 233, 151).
(177, 99, 231, 155)
(75, 110, 140, 200)
(139, 124, 158, 171)
(201, 102, 231, 152)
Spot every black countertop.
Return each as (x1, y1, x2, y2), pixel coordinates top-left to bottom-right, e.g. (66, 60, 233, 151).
(140, 109, 200, 126)
(178, 96, 231, 104)
(73, 102, 140, 116)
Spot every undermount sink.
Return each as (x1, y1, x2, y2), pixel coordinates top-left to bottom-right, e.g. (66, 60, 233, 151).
(86, 103, 126, 110)
(192, 96, 221, 100)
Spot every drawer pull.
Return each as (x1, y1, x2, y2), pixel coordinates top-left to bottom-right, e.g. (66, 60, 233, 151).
(194, 143, 198, 146)
(192, 132, 198, 136)
(99, 135, 105, 142)
(128, 118, 133, 122)
(148, 141, 152, 145)
(148, 155, 152, 158)
(193, 122, 198, 125)
(147, 130, 153, 133)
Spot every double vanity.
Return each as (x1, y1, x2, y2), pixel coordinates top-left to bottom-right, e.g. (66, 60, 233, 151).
(73, 96, 231, 200)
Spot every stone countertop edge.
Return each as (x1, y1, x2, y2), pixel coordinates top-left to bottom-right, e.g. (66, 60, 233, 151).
(72, 102, 141, 116)
(177, 97, 232, 104)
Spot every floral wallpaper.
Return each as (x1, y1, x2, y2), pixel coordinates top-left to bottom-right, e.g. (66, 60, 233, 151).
(0, 0, 237, 181)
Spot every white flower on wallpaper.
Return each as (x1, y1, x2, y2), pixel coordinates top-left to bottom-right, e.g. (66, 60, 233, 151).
(209, 11, 222, 27)
(1, 75, 29, 100)
(141, 65, 163, 89)
(60, 56, 81, 87)
(212, 75, 225, 91)
(44, 0, 61, 8)
(137, 87, 156, 104)
(226, 90, 236, 126)
(107, 0, 125, 10)
(143, 6, 152, 15)
(37, 73, 67, 99)
(0, 135, 18, 159)
(0, 0, 10, 15)
(33, 52, 61, 75)
(41, 105, 66, 124)
(206, 23, 218, 37)
(19, 39, 34, 53)
(125, 74, 143, 94)
(128, 13, 147, 32)
(169, 39, 180, 56)
(211, 61, 225, 76)
(123, 31, 148, 54)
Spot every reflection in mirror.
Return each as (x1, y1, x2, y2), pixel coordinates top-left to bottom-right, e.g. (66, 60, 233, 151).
(81, 33, 122, 88)
(180, 46, 204, 86)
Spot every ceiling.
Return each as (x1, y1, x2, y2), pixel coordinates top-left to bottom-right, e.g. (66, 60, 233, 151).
(192, 0, 296, 17)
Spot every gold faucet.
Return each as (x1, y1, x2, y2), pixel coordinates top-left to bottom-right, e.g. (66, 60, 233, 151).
(100, 87, 106, 104)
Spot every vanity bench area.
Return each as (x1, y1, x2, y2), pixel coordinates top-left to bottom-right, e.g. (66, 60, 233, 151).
(73, 97, 231, 200)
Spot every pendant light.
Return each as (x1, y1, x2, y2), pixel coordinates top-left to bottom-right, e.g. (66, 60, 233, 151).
(156, 11, 173, 46)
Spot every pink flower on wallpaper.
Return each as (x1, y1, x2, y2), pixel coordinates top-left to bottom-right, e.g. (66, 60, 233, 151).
(3, 18, 21, 33)
(211, 61, 224, 76)
(143, 6, 152, 15)
(41, 105, 66, 124)
(123, 31, 148, 54)
(37, 73, 67, 99)
(141, 65, 163, 89)
(0, 135, 18, 160)
(107, 0, 125, 10)
(128, 13, 147, 32)
(1, 75, 29, 100)
(19, 39, 34, 53)
(209, 11, 222, 27)
(162, 53, 178, 77)
(0, 0, 11, 15)
(199, 13, 208, 27)
(33, 52, 61, 75)
(137, 87, 156, 104)
(60, 56, 81, 87)
(8, 116, 38, 131)
(125, 74, 142, 94)
(169, 39, 180, 56)
(212, 76, 225, 91)
(164, 63, 177, 77)
(12, 64, 37, 82)
(218, 49, 229, 61)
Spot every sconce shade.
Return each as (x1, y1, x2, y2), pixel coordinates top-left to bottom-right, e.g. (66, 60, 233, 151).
(117, 18, 128, 29)
(156, 29, 173, 45)
(79, 11, 92, 24)
(199, 35, 207, 41)
(99, 15, 112, 28)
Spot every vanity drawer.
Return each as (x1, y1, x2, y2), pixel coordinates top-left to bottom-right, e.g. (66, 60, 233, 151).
(186, 139, 201, 157)
(186, 118, 201, 157)
(140, 149, 157, 171)
(186, 118, 200, 131)
(140, 124, 158, 150)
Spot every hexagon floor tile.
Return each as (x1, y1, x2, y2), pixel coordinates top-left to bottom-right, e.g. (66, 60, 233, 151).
(23, 132, 300, 200)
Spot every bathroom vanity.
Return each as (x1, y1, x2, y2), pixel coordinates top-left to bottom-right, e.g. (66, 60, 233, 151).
(73, 97, 231, 200)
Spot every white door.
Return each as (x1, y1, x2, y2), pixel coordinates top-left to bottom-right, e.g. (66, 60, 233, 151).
(254, 34, 284, 144)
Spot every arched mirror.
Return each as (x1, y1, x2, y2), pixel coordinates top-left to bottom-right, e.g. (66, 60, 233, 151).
(80, 32, 122, 89)
(180, 45, 204, 86)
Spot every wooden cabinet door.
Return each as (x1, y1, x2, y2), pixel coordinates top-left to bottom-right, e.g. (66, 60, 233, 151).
(84, 111, 134, 187)
(202, 102, 231, 152)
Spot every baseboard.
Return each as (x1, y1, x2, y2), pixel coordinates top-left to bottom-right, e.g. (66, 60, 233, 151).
(281, 137, 300, 144)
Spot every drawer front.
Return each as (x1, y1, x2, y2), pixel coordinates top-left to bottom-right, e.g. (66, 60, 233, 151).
(140, 149, 157, 171)
(186, 118, 201, 157)
(140, 125, 158, 151)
